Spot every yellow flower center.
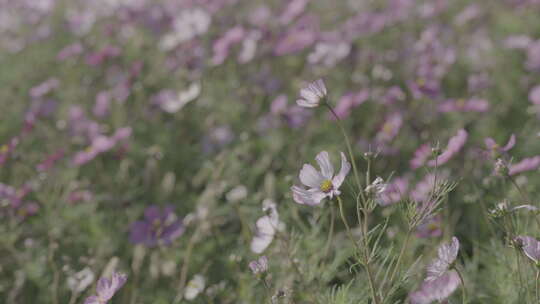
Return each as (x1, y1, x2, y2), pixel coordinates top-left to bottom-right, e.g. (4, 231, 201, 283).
(416, 78, 426, 86)
(427, 222, 439, 232)
(320, 180, 333, 193)
(382, 122, 393, 135)
(456, 98, 466, 108)
(0, 145, 8, 154)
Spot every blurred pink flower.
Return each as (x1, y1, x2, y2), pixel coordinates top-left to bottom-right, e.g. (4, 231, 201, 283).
(410, 144, 431, 169)
(438, 98, 489, 113)
(330, 90, 369, 119)
(427, 129, 468, 166)
(509, 156, 540, 175)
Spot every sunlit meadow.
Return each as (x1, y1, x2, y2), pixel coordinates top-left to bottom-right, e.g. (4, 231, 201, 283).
(3, 0, 540, 303)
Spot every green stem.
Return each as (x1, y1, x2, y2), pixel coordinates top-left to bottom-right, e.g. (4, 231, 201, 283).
(337, 196, 380, 304)
(536, 269, 540, 304)
(324, 203, 336, 259)
(387, 229, 412, 288)
(455, 267, 467, 304)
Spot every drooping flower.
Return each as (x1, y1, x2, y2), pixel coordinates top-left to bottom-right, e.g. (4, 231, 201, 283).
(365, 177, 388, 203)
(84, 272, 127, 304)
(427, 129, 468, 166)
(514, 236, 540, 265)
(409, 271, 460, 304)
(129, 205, 185, 247)
(427, 237, 460, 281)
(296, 79, 327, 108)
(409, 237, 461, 304)
(509, 156, 540, 175)
(249, 256, 269, 275)
(251, 199, 283, 254)
(184, 274, 205, 300)
(291, 151, 350, 205)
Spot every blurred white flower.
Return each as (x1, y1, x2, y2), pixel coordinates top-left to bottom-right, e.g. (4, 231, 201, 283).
(159, 9, 211, 51)
(160, 82, 201, 113)
(226, 185, 247, 202)
(296, 79, 327, 108)
(185, 274, 205, 300)
(67, 267, 95, 293)
(251, 199, 284, 254)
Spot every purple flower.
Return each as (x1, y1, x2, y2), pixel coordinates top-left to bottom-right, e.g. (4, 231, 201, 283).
(375, 112, 403, 143)
(296, 79, 327, 108)
(438, 98, 489, 113)
(0, 137, 19, 167)
(85, 45, 121, 66)
(93, 91, 111, 118)
(526, 40, 540, 71)
(37, 149, 64, 171)
(503, 35, 532, 49)
(29, 78, 59, 99)
(378, 177, 409, 206)
(274, 15, 318, 56)
(279, 0, 309, 25)
(484, 134, 515, 158)
(330, 90, 369, 119)
(427, 129, 468, 166)
(249, 256, 269, 275)
(409, 271, 460, 304)
(72, 127, 132, 166)
(129, 205, 185, 247)
(57, 42, 83, 61)
(529, 85, 540, 105)
(84, 272, 127, 304)
(408, 78, 440, 99)
(211, 26, 246, 65)
(409, 237, 461, 304)
(410, 144, 432, 170)
(416, 215, 442, 238)
(509, 156, 540, 175)
(291, 151, 350, 206)
(515, 236, 540, 264)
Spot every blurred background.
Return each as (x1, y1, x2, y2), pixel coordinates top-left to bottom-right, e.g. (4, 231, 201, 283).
(2, 0, 540, 303)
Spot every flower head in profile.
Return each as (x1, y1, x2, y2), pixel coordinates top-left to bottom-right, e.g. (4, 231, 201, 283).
(409, 237, 461, 304)
(291, 151, 350, 206)
(484, 134, 515, 158)
(296, 79, 327, 108)
(427, 129, 468, 167)
(251, 199, 283, 254)
(84, 272, 127, 304)
(129, 205, 185, 247)
(514, 236, 540, 265)
(427, 237, 460, 280)
(249, 256, 269, 275)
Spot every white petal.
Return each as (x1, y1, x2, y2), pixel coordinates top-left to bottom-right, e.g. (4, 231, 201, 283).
(299, 164, 324, 188)
(300, 88, 319, 103)
(332, 152, 351, 189)
(315, 151, 334, 179)
(296, 98, 318, 108)
(291, 186, 326, 206)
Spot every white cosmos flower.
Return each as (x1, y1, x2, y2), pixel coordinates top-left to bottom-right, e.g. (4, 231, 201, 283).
(160, 82, 201, 113)
(67, 267, 95, 293)
(184, 274, 205, 300)
(426, 237, 460, 281)
(296, 79, 327, 108)
(291, 151, 350, 206)
(250, 199, 283, 254)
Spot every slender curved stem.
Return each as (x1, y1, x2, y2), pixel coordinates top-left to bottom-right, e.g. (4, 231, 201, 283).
(536, 270, 539, 304)
(337, 196, 380, 304)
(455, 267, 467, 304)
(324, 203, 336, 259)
(387, 229, 412, 289)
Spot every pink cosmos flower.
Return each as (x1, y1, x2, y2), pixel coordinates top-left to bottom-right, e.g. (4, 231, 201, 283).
(409, 237, 461, 304)
(515, 236, 540, 264)
(249, 256, 268, 275)
(416, 215, 442, 238)
(296, 79, 327, 108)
(291, 151, 350, 206)
(330, 90, 369, 119)
(427, 129, 468, 166)
(84, 272, 127, 304)
(375, 112, 403, 144)
(529, 85, 540, 105)
(30, 78, 59, 99)
(378, 177, 409, 206)
(57, 42, 83, 61)
(438, 98, 489, 113)
(410, 144, 432, 170)
(509, 156, 540, 175)
(484, 134, 515, 158)
(211, 26, 245, 65)
(279, 0, 309, 25)
(274, 15, 318, 56)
